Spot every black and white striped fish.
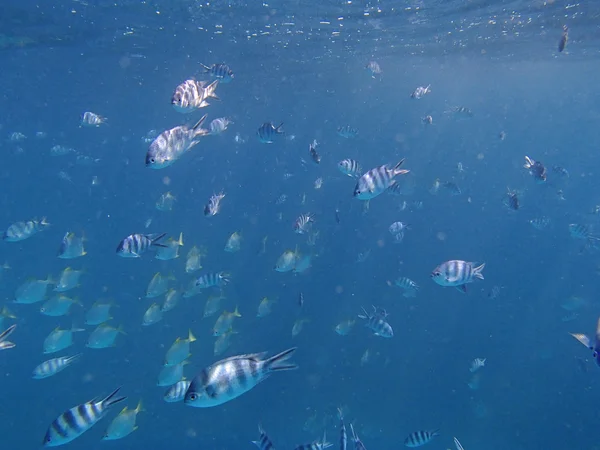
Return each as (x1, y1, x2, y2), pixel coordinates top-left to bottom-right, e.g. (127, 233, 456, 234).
(337, 159, 362, 178)
(43, 387, 126, 447)
(81, 111, 107, 127)
(293, 213, 315, 234)
(257, 122, 284, 143)
(358, 306, 393, 338)
(431, 260, 485, 293)
(0, 324, 16, 350)
(353, 159, 410, 200)
(3, 217, 50, 242)
(171, 80, 219, 113)
(252, 424, 276, 450)
(523, 155, 547, 183)
(403, 429, 440, 447)
(204, 192, 226, 217)
(184, 347, 298, 407)
(201, 63, 234, 83)
(309, 140, 321, 164)
(195, 271, 230, 289)
(116, 232, 167, 258)
(163, 380, 191, 403)
(33, 354, 81, 379)
(146, 115, 210, 169)
(337, 126, 358, 139)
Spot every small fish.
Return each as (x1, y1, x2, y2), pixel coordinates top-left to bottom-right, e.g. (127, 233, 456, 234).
(43, 326, 85, 354)
(338, 159, 362, 178)
(335, 319, 355, 336)
(209, 117, 233, 135)
(257, 297, 276, 318)
(212, 307, 242, 336)
(0, 324, 17, 350)
(86, 323, 125, 349)
(558, 25, 568, 52)
(292, 318, 309, 337)
(58, 232, 87, 259)
(523, 155, 547, 183)
(358, 306, 393, 338)
(142, 303, 163, 326)
(257, 122, 284, 143)
(145, 115, 209, 168)
(85, 301, 114, 325)
(503, 188, 520, 211)
(365, 60, 382, 78)
(165, 329, 197, 366)
(43, 387, 126, 447)
(214, 328, 237, 356)
(54, 267, 84, 292)
(171, 80, 219, 113)
(116, 232, 167, 258)
(40, 295, 80, 317)
(395, 277, 419, 298)
(403, 430, 440, 447)
(163, 380, 191, 403)
(155, 192, 176, 211)
(145, 272, 174, 298)
(314, 177, 323, 190)
(3, 217, 50, 242)
(298, 292, 304, 308)
(275, 248, 300, 272)
(15, 277, 54, 304)
(553, 165, 569, 177)
(447, 106, 473, 118)
(410, 85, 431, 99)
(201, 63, 234, 83)
(422, 115, 433, 125)
(431, 260, 485, 293)
(81, 111, 107, 127)
(252, 424, 276, 450)
(50, 145, 76, 156)
(184, 347, 298, 407)
(162, 288, 181, 312)
(294, 213, 315, 234)
(102, 400, 143, 441)
(225, 232, 242, 252)
(33, 354, 81, 379)
(389, 222, 410, 243)
(203, 291, 226, 318)
(204, 192, 226, 217)
(353, 159, 410, 200)
(469, 358, 486, 373)
(571, 316, 600, 367)
(157, 361, 188, 387)
(196, 271, 230, 289)
(185, 246, 206, 273)
(309, 140, 321, 164)
(337, 126, 358, 139)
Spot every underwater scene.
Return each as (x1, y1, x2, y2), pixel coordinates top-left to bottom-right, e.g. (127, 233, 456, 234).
(1, 1, 599, 449)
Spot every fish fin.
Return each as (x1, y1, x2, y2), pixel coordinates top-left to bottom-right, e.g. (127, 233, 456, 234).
(571, 332, 592, 349)
(188, 329, 196, 343)
(265, 347, 298, 372)
(101, 386, 127, 408)
(456, 285, 467, 293)
(204, 80, 220, 100)
(193, 114, 208, 131)
(473, 262, 485, 279)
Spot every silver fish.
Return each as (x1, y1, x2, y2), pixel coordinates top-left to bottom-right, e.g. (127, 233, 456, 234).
(171, 80, 219, 113)
(353, 159, 410, 200)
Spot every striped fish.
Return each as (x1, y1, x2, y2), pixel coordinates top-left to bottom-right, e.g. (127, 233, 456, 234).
(43, 387, 126, 447)
(32, 354, 81, 379)
(201, 63, 234, 83)
(294, 431, 332, 450)
(171, 79, 219, 113)
(252, 424, 276, 450)
(571, 316, 600, 368)
(431, 260, 485, 293)
(163, 380, 191, 403)
(116, 232, 167, 258)
(0, 324, 16, 350)
(293, 213, 315, 234)
(337, 159, 362, 178)
(204, 192, 226, 217)
(403, 429, 440, 447)
(257, 122, 284, 143)
(337, 126, 358, 139)
(184, 347, 297, 407)
(358, 306, 393, 338)
(353, 159, 410, 200)
(337, 408, 347, 450)
(195, 271, 230, 289)
(3, 217, 50, 242)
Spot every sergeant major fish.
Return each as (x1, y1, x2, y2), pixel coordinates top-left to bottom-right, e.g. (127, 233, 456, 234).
(3, 217, 49, 242)
(145, 115, 209, 169)
(116, 232, 167, 258)
(33, 354, 81, 379)
(184, 347, 298, 407)
(201, 63, 234, 83)
(43, 387, 126, 447)
(353, 159, 410, 200)
(171, 80, 219, 113)
(358, 306, 393, 338)
(257, 122, 284, 143)
(431, 260, 485, 293)
(523, 155, 547, 183)
(404, 430, 440, 447)
(163, 380, 191, 403)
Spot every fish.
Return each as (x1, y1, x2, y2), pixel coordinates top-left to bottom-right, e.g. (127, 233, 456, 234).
(81, 111, 107, 127)
(86, 323, 125, 349)
(85, 301, 114, 325)
(145, 272, 174, 298)
(558, 25, 568, 52)
(157, 361, 188, 386)
(43, 387, 126, 447)
(116, 232, 167, 258)
(212, 307, 242, 337)
(469, 358, 486, 372)
(225, 232, 242, 252)
(353, 159, 410, 200)
(209, 117, 233, 135)
(57, 232, 87, 259)
(453, 437, 465, 450)
(338, 408, 347, 450)
(155, 192, 176, 211)
(32, 355, 82, 379)
(410, 85, 431, 99)
(358, 306, 393, 338)
(0, 324, 16, 350)
(338, 159, 362, 178)
(431, 260, 485, 293)
(308, 140, 320, 164)
(195, 271, 230, 289)
(293, 213, 315, 234)
(145, 115, 209, 168)
(214, 329, 238, 355)
(102, 400, 143, 440)
(571, 316, 600, 367)
(523, 155, 547, 183)
(163, 380, 191, 403)
(171, 80, 219, 113)
(204, 192, 226, 217)
(54, 267, 84, 292)
(257, 122, 284, 143)
(337, 126, 358, 139)
(394, 277, 419, 298)
(334, 319, 355, 336)
(15, 277, 54, 304)
(161, 288, 181, 312)
(3, 217, 50, 242)
(365, 60, 382, 78)
(503, 188, 520, 211)
(43, 326, 84, 354)
(185, 246, 206, 273)
(201, 63, 234, 83)
(142, 303, 163, 326)
(294, 431, 332, 450)
(154, 232, 184, 261)
(252, 424, 276, 450)
(184, 347, 298, 407)
(403, 430, 440, 447)
(40, 295, 80, 317)
(257, 297, 276, 318)
(164, 329, 197, 366)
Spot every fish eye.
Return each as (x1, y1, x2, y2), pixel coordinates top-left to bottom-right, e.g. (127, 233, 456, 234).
(150, 158, 155, 163)
(189, 393, 197, 401)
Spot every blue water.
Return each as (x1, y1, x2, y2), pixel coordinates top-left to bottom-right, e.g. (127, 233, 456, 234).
(1, 1, 600, 449)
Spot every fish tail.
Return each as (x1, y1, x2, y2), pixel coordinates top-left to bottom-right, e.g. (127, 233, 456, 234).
(276, 122, 284, 133)
(150, 232, 167, 247)
(393, 158, 410, 176)
(205, 80, 220, 100)
(101, 386, 127, 409)
(67, 353, 83, 364)
(473, 262, 485, 280)
(265, 347, 298, 372)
